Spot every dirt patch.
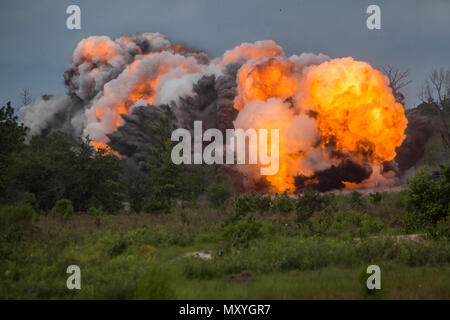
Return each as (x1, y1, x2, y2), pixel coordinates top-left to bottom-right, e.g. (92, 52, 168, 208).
(226, 270, 254, 282)
(183, 250, 213, 260)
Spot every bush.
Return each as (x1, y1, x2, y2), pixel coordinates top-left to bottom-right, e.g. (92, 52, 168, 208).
(308, 210, 383, 238)
(404, 166, 450, 232)
(107, 238, 128, 257)
(221, 218, 263, 248)
(124, 225, 168, 246)
(234, 193, 258, 218)
(427, 216, 450, 240)
(142, 194, 171, 214)
(0, 204, 35, 241)
(51, 199, 74, 218)
(273, 191, 294, 214)
(88, 206, 106, 216)
(369, 192, 383, 204)
(329, 211, 384, 238)
(295, 188, 332, 223)
(254, 193, 272, 213)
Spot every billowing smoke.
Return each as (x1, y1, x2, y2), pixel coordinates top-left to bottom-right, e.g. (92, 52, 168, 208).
(20, 32, 431, 193)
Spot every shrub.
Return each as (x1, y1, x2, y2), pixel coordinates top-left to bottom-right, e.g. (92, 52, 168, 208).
(309, 210, 334, 236)
(0, 204, 35, 241)
(234, 193, 257, 218)
(142, 194, 171, 214)
(404, 166, 450, 232)
(124, 225, 169, 247)
(254, 193, 272, 213)
(221, 218, 263, 248)
(427, 216, 450, 240)
(107, 238, 128, 257)
(369, 192, 383, 204)
(295, 188, 332, 223)
(329, 211, 383, 238)
(274, 191, 294, 214)
(308, 210, 383, 238)
(88, 206, 105, 216)
(273, 191, 294, 214)
(51, 199, 74, 218)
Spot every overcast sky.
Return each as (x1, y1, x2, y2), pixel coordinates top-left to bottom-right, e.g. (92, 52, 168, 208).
(1, 0, 449, 109)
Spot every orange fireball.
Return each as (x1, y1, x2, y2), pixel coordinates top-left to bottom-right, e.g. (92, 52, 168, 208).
(298, 57, 407, 163)
(234, 58, 299, 111)
(233, 56, 407, 192)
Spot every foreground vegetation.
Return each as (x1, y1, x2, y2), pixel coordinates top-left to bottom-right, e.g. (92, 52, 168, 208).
(1, 188, 449, 299)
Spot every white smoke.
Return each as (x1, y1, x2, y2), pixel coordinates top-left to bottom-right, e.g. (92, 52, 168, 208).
(20, 95, 74, 137)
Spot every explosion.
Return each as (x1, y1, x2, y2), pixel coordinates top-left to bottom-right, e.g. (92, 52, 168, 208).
(21, 32, 413, 193)
(233, 56, 407, 192)
(299, 57, 406, 162)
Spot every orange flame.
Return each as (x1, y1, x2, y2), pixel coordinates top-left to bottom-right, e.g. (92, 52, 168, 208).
(78, 37, 121, 63)
(234, 57, 407, 192)
(299, 57, 407, 162)
(234, 58, 299, 111)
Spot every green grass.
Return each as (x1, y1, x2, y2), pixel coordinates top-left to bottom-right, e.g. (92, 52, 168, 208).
(1, 191, 449, 299)
(174, 266, 450, 299)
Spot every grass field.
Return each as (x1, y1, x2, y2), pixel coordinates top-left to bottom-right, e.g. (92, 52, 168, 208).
(1, 191, 449, 300)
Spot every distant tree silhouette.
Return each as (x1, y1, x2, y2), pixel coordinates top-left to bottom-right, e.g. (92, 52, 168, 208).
(419, 68, 450, 149)
(382, 65, 411, 106)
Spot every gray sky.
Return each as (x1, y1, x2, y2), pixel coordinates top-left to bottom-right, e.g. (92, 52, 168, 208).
(1, 0, 449, 109)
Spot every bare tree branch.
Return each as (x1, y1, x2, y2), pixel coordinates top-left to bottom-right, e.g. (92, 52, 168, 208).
(419, 68, 450, 149)
(420, 67, 450, 108)
(382, 65, 411, 106)
(383, 65, 412, 91)
(20, 88, 32, 106)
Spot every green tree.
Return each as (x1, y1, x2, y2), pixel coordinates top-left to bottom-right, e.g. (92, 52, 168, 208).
(0, 102, 28, 199)
(5, 132, 72, 209)
(4, 131, 124, 212)
(143, 113, 183, 213)
(144, 139, 183, 213)
(123, 168, 152, 213)
(67, 137, 124, 212)
(405, 166, 450, 232)
(0, 102, 27, 159)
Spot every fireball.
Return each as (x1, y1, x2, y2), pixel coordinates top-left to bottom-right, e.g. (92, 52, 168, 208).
(298, 57, 407, 163)
(233, 56, 407, 192)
